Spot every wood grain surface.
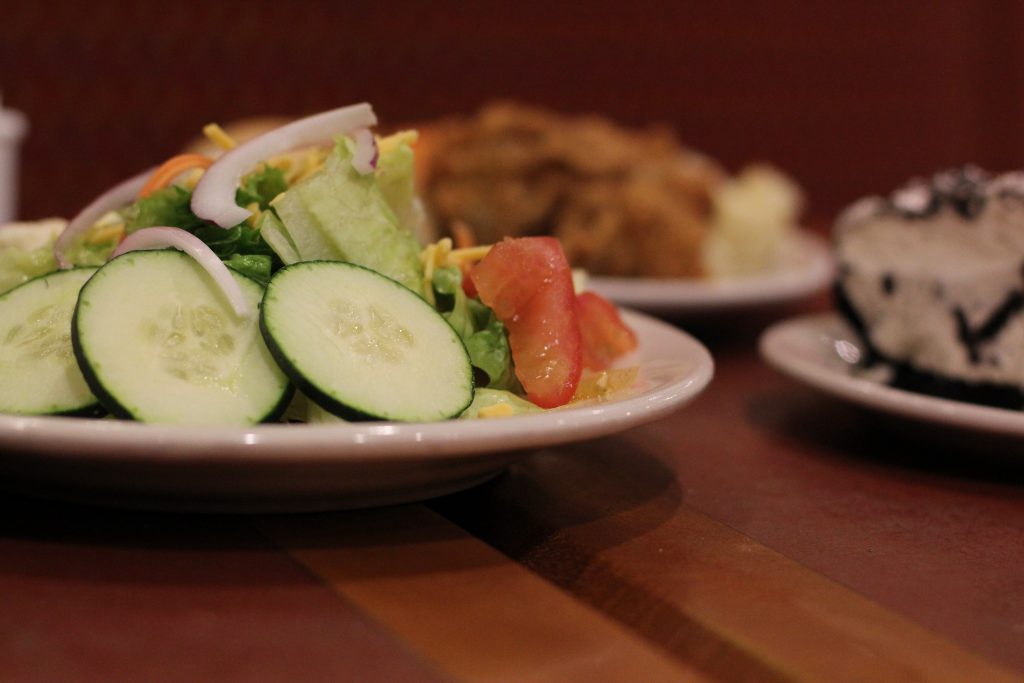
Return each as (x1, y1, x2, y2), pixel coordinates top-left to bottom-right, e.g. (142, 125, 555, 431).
(259, 506, 706, 683)
(3, 4, 1024, 679)
(0, 497, 450, 683)
(2, 303, 1023, 681)
(427, 309, 1024, 681)
(261, 500, 1019, 683)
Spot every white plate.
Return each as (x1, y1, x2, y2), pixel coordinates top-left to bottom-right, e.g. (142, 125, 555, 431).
(0, 310, 713, 513)
(759, 312, 1024, 444)
(588, 231, 834, 315)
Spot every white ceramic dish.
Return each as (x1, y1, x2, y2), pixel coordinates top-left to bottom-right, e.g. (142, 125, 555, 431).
(759, 312, 1024, 442)
(588, 231, 833, 315)
(0, 310, 713, 513)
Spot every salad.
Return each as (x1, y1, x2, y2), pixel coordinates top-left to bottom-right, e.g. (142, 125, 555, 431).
(0, 103, 639, 426)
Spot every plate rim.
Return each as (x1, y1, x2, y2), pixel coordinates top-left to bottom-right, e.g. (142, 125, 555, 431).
(759, 312, 1024, 437)
(588, 231, 834, 313)
(0, 309, 715, 465)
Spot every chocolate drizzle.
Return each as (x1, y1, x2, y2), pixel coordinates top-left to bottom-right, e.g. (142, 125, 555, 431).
(888, 364, 1024, 410)
(834, 167, 1024, 411)
(954, 291, 1024, 365)
(881, 273, 896, 295)
(833, 279, 880, 366)
(836, 278, 1024, 408)
(889, 166, 1000, 220)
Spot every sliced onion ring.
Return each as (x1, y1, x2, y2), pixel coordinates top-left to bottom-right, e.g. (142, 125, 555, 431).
(191, 102, 377, 228)
(111, 227, 251, 318)
(351, 127, 378, 175)
(54, 168, 153, 269)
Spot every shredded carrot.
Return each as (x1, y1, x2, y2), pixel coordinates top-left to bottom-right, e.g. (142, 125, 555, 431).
(139, 154, 214, 198)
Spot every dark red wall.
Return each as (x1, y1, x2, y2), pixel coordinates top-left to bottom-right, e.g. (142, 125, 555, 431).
(3, 1, 1023, 223)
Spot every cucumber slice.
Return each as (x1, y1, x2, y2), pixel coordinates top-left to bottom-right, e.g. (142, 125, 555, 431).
(260, 261, 473, 422)
(0, 268, 100, 416)
(72, 250, 292, 425)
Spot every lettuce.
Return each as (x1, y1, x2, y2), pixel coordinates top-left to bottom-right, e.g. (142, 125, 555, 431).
(430, 265, 517, 391)
(0, 247, 57, 295)
(123, 182, 280, 270)
(59, 239, 117, 268)
(459, 388, 541, 419)
(0, 220, 66, 294)
(376, 137, 423, 231)
(265, 136, 423, 292)
(235, 164, 288, 211)
(125, 186, 207, 234)
(225, 254, 273, 286)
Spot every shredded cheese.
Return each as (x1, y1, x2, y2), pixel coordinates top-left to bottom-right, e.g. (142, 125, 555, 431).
(571, 367, 640, 402)
(447, 245, 491, 266)
(93, 210, 122, 228)
(182, 167, 206, 190)
(419, 237, 453, 306)
(244, 202, 261, 227)
(477, 403, 515, 418)
(276, 147, 328, 184)
(418, 237, 494, 305)
(203, 123, 238, 151)
(377, 129, 419, 155)
(85, 223, 125, 245)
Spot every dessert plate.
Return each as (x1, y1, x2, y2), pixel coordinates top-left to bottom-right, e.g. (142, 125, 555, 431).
(0, 310, 713, 513)
(589, 231, 833, 316)
(759, 312, 1024, 443)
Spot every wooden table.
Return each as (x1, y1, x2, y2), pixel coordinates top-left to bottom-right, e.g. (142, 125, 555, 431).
(2, 302, 1022, 682)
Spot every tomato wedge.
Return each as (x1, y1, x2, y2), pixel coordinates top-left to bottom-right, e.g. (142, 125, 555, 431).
(470, 237, 582, 408)
(577, 291, 638, 371)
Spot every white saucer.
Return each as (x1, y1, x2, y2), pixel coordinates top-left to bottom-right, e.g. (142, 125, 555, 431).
(0, 309, 713, 513)
(759, 313, 1024, 442)
(588, 232, 833, 315)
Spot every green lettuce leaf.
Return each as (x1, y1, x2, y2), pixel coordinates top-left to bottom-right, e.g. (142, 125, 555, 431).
(459, 388, 541, 419)
(0, 247, 57, 294)
(0, 220, 65, 293)
(464, 319, 517, 391)
(376, 138, 422, 229)
(265, 137, 424, 292)
(235, 164, 288, 211)
(225, 254, 273, 286)
(431, 265, 516, 391)
(123, 184, 280, 270)
(125, 186, 207, 234)
(58, 239, 116, 268)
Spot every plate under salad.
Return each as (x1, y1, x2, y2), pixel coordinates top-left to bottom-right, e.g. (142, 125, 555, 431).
(0, 309, 712, 512)
(0, 103, 714, 509)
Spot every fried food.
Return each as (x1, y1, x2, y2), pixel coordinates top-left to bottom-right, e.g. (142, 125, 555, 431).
(416, 102, 726, 277)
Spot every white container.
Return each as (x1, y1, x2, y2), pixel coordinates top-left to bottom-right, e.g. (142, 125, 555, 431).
(0, 103, 28, 225)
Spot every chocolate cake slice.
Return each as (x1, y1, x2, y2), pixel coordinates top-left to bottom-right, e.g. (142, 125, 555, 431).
(834, 166, 1024, 409)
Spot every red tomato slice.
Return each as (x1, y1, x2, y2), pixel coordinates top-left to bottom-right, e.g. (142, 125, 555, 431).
(577, 291, 639, 371)
(469, 237, 571, 319)
(460, 263, 478, 299)
(470, 237, 582, 408)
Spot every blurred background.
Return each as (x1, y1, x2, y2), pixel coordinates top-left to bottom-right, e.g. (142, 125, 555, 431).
(2, 0, 1022, 224)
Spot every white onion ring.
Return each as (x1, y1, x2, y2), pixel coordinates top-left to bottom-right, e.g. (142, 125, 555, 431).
(191, 102, 377, 228)
(351, 127, 378, 175)
(54, 168, 153, 269)
(111, 227, 251, 318)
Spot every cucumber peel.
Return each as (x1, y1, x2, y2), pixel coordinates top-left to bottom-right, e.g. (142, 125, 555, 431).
(260, 261, 473, 422)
